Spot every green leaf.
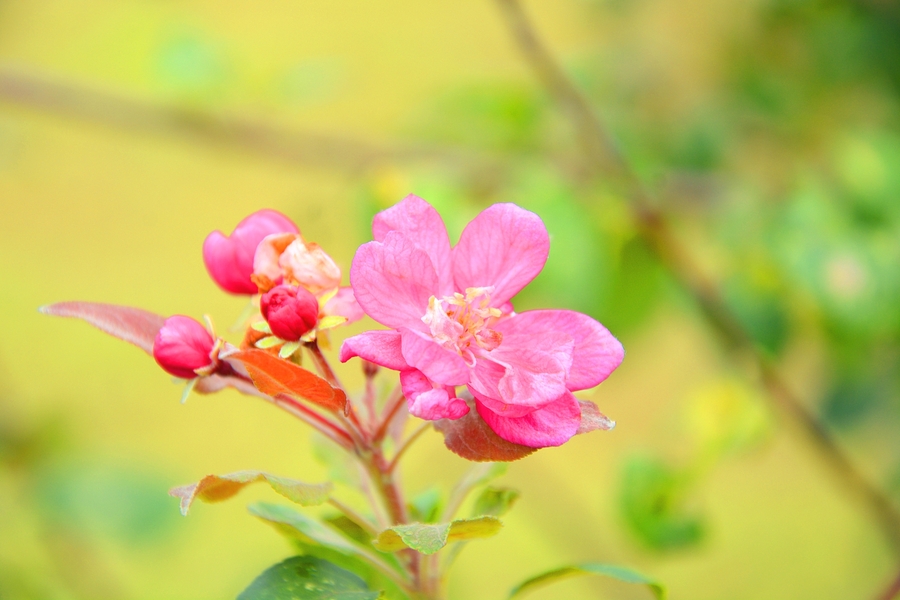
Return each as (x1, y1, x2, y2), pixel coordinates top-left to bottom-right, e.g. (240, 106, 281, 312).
(471, 487, 520, 518)
(409, 487, 442, 523)
(169, 471, 332, 516)
(250, 502, 361, 554)
(249, 503, 408, 599)
(372, 517, 502, 555)
(508, 563, 666, 599)
(619, 456, 704, 551)
(237, 555, 382, 600)
(325, 515, 373, 546)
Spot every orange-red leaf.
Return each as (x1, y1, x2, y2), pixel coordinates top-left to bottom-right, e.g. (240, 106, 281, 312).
(229, 349, 346, 412)
(169, 470, 332, 516)
(434, 402, 536, 462)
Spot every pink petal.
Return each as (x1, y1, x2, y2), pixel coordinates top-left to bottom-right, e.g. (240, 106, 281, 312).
(468, 331, 573, 413)
(279, 239, 342, 294)
(496, 310, 624, 391)
(400, 328, 471, 386)
(254, 232, 300, 283)
(203, 231, 258, 294)
(475, 390, 581, 448)
(204, 210, 299, 295)
(339, 330, 408, 371)
(400, 369, 469, 420)
(372, 195, 454, 296)
(350, 232, 437, 330)
(323, 286, 364, 324)
(452, 203, 549, 306)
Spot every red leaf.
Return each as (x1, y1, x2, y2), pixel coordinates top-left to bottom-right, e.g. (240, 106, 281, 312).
(434, 402, 536, 462)
(228, 349, 346, 412)
(40, 301, 166, 355)
(576, 400, 616, 435)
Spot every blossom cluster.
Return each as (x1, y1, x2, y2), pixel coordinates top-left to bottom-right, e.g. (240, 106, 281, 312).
(151, 195, 623, 450)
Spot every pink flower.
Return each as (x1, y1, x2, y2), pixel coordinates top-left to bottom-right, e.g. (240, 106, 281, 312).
(340, 195, 624, 448)
(203, 210, 299, 294)
(260, 285, 320, 341)
(153, 315, 216, 379)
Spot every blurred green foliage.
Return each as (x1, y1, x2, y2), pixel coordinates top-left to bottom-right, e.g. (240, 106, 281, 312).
(4, 0, 900, 597)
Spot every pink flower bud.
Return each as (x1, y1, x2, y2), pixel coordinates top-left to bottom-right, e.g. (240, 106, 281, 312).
(203, 210, 299, 295)
(260, 285, 320, 341)
(153, 316, 215, 379)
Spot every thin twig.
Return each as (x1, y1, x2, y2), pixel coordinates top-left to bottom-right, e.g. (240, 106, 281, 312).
(270, 396, 354, 450)
(305, 340, 369, 438)
(493, 0, 900, 553)
(876, 569, 900, 600)
(0, 68, 498, 175)
(373, 385, 406, 443)
(388, 422, 431, 473)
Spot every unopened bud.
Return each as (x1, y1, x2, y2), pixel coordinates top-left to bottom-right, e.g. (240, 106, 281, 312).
(260, 285, 319, 341)
(153, 315, 216, 379)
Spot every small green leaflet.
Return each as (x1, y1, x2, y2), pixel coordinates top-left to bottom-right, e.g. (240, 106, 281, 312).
(471, 487, 519, 517)
(508, 563, 666, 600)
(372, 516, 502, 555)
(237, 555, 382, 600)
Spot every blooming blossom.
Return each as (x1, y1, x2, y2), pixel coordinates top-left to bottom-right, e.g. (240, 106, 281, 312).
(203, 210, 299, 294)
(340, 195, 624, 448)
(153, 315, 216, 379)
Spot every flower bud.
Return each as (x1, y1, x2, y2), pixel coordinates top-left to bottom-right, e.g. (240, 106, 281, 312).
(203, 210, 299, 295)
(153, 316, 215, 379)
(260, 285, 320, 341)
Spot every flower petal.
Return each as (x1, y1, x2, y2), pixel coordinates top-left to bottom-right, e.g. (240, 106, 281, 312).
(400, 328, 471, 386)
(203, 210, 299, 295)
(496, 310, 624, 391)
(468, 331, 573, 412)
(400, 369, 469, 420)
(350, 231, 437, 330)
(339, 330, 408, 371)
(372, 194, 454, 296)
(323, 286, 364, 324)
(452, 203, 549, 306)
(475, 390, 581, 448)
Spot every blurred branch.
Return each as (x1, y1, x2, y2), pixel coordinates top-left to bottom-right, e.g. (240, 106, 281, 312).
(0, 68, 496, 175)
(493, 0, 900, 553)
(877, 569, 900, 600)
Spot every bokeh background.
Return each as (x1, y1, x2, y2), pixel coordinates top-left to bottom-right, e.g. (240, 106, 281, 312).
(2, 1, 899, 598)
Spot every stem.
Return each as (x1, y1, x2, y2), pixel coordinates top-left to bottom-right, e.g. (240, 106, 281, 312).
(373, 385, 406, 443)
(306, 341, 368, 440)
(217, 370, 354, 449)
(388, 422, 431, 473)
(493, 0, 900, 554)
(270, 396, 353, 450)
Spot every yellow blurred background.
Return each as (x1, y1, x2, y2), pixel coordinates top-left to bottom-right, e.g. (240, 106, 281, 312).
(2, 1, 898, 599)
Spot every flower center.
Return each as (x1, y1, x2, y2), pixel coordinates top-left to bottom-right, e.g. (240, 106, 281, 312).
(422, 287, 503, 366)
